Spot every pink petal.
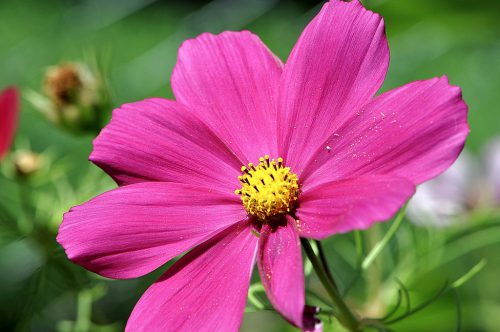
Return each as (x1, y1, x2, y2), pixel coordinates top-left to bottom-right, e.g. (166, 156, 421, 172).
(126, 221, 258, 332)
(257, 216, 304, 328)
(171, 31, 283, 164)
(296, 175, 415, 239)
(300, 77, 469, 190)
(278, 0, 389, 173)
(90, 98, 242, 191)
(57, 182, 246, 279)
(0, 87, 19, 161)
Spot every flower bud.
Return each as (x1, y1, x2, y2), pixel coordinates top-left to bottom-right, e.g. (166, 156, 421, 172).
(0, 87, 19, 162)
(27, 61, 110, 134)
(44, 63, 83, 107)
(12, 150, 43, 178)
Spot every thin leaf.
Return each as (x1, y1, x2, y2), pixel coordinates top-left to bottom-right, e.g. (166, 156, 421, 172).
(362, 205, 407, 271)
(453, 289, 462, 332)
(385, 281, 449, 325)
(394, 278, 411, 314)
(247, 282, 266, 310)
(451, 259, 487, 289)
(379, 289, 403, 321)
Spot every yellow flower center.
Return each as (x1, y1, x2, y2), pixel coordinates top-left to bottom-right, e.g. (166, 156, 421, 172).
(235, 155, 299, 220)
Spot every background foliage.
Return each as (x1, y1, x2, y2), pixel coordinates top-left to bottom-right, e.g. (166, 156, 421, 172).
(0, 0, 499, 331)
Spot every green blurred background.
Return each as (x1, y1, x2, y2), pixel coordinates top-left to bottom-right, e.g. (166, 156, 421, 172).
(0, 0, 499, 331)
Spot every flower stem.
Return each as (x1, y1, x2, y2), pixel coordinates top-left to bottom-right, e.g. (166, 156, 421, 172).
(314, 240, 339, 292)
(301, 238, 360, 331)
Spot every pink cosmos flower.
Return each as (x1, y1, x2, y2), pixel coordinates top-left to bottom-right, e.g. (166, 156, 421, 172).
(484, 138, 500, 205)
(0, 87, 19, 161)
(57, 0, 468, 331)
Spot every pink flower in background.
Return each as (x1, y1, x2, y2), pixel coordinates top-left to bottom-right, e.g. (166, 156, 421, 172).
(484, 138, 500, 205)
(408, 139, 500, 227)
(0, 87, 19, 161)
(57, 0, 468, 331)
(407, 151, 478, 227)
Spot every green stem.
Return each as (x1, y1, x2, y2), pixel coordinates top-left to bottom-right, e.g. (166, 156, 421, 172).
(75, 289, 92, 332)
(301, 238, 360, 331)
(314, 240, 339, 292)
(354, 231, 364, 266)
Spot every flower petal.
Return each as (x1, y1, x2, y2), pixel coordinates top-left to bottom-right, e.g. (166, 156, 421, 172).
(171, 31, 283, 163)
(300, 77, 469, 190)
(257, 217, 304, 328)
(296, 176, 415, 239)
(90, 98, 242, 191)
(0, 87, 19, 161)
(278, 0, 389, 173)
(57, 182, 246, 279)
(126, 221, 258, 332)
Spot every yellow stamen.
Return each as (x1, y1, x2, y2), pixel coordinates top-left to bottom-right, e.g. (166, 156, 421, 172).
(235, 156, 299, 220)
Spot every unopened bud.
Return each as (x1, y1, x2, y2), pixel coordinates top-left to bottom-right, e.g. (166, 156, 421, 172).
(28, 61, 110, 134)
(12, 150, 43, 177)
(44, 63, 83, 107)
